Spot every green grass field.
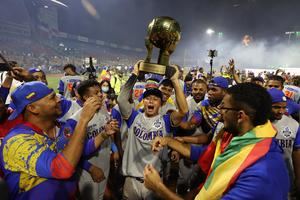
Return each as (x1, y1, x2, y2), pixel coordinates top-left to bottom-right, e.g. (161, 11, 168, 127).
(47, 74, 62, 92)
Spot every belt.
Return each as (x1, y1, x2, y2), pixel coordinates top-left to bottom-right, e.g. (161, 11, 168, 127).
(127, 176, 144, 183)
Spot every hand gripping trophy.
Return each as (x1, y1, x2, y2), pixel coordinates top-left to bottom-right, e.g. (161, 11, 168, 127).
(139, 16, 181, 78)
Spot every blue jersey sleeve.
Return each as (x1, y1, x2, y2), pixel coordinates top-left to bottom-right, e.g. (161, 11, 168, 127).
(163, 113, 172, 134)
(293, 126, 300, 149)
(79, 159, 92, 172)
(58, 97, 72, 118)
(126, 110, 139, 128)
(111, 107, 122, 128)
(191, 110, 202, 126)
(58, 80, 64, 93)
(190, 145, 207, 162)
(287, 99, 300, 115)
(111, 142, 118, 153)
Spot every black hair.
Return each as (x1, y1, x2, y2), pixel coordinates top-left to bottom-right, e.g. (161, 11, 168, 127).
(267, 75, 285, 86)
(191, 79, 207, 87)
(184, 72, 193, 82)
(159, 79, 173, 88)
(251, 76, 264, 83)
(226, 83, 271, 126)
(77, 79, 101, 98)
(63, 64, 76, 72)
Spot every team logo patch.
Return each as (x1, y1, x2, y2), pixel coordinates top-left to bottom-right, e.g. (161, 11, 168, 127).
(281, 126, 292, 138)
(153, 119, 162, 129)
(63, 127, 72, 138)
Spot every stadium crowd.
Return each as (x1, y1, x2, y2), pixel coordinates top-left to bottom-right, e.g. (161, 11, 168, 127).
(0, 58, 299, 200)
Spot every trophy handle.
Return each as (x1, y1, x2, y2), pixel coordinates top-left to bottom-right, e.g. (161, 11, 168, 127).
(165, 65, 178, 79)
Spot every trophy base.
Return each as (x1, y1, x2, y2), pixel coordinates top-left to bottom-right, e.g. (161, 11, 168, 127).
(139, 62, 166, 75)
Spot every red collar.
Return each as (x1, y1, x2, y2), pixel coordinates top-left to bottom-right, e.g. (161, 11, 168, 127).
(22, 121, 44, 135)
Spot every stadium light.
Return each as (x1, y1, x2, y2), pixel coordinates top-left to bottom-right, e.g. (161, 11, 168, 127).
(206, 28, 215, 35)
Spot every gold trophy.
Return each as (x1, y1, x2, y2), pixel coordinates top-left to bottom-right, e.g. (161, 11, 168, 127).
(140, 16, 181, 78)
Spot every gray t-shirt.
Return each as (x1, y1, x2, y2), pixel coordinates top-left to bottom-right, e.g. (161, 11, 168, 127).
(121, 111, 172, 178)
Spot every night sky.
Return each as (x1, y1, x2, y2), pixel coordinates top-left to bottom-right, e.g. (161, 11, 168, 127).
(56, 0, 300, 47)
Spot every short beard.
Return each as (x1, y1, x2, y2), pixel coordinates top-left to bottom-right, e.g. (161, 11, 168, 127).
(224, 125, 240, 137)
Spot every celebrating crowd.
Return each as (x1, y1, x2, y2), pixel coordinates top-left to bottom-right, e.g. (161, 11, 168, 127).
(0, 58, 299, 200)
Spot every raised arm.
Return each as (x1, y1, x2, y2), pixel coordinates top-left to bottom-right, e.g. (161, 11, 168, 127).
(61, 96, 101, 168)
(170, 66, 189, 126)
(152, 136, 191, 158)
(228, 59, 242, 84)
(117, 61, 142, 119)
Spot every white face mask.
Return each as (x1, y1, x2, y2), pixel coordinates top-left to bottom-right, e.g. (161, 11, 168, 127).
(101, 86, 109, 93)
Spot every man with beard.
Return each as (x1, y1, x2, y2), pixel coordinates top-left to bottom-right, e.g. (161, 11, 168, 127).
(144, 83, 289, 200)
(0, 81, 102, 199)
(268, 88, 300, 198)
(198, 76, 228, 133)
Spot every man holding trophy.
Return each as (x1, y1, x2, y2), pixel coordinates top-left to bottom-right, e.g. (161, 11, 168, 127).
(117, 17, 188, 200)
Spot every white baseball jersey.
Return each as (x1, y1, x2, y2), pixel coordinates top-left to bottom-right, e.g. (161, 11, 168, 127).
(284, 85, 300, 104)
(58, 99, 82, 123)
(273, 115, 300, 171)
(58, 75, 85, 99)
(67, 106, 111, 200)
(133, 82, 146, 101)
(121, 110, 172, 178)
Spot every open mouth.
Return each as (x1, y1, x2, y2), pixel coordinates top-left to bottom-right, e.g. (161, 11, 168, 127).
(147, 105, 155, 112)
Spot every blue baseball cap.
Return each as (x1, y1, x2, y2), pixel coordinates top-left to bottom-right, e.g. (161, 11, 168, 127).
(8, 81, 53, 120)
(28, 68, 44, 74)
(209, 76, 229, 89)
(267, 88, 287, 104)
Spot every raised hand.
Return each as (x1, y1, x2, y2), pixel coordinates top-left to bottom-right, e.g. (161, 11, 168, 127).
(81, 96, 102, 123)
(11, 66, 35, 82)
(228, 59, 235, 72)
(169, 65, 179, 81)
(151, 136, 168, 152)
(143, 164, 162, 191)
(132, 60, 143, 76)
(104, 119, 119, 136)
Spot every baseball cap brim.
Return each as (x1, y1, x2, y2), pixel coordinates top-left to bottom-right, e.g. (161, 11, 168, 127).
(143, 88, 163, 100)
(8, 108, 23, 121)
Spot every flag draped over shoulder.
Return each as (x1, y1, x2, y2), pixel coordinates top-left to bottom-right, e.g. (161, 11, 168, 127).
(196, 121, 276, 200)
